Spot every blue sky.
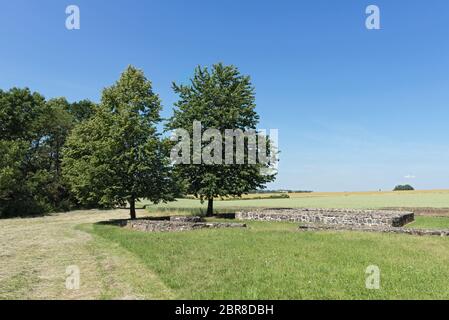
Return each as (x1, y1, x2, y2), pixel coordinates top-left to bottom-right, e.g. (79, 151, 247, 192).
(1, 0, 448, 191)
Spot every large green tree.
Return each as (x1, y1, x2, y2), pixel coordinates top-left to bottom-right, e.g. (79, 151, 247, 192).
(62, 66, 176, 219)
(166, 63, 276, 216)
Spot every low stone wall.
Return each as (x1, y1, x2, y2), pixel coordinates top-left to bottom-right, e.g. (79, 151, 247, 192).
(169, 216, 203, 223)
(235, 208, 414, 228)
(123, 219, 246, 233)
(298, 224, 449, 237)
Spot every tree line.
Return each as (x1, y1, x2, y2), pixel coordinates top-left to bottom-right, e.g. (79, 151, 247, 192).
(393, 185, 414, 191)
(0, 63, 275, 219)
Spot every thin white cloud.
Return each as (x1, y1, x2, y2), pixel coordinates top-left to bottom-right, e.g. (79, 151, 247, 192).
(404, 174, 416, 179)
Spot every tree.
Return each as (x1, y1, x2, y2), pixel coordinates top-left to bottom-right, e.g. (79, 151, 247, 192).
(62, 66, 176, 219)
(0, 88, 44, 217)
(393, 184, 415, 191)
(33, 98, 77, 210)
(0, 140, 30, 217)
(36, 98, 74, 174)
(0, 87, 101, 218)
(66, 99, 97, 123)
(0, 88, 87, 217)
(0, 88, 45, 140)
(166, 63, 276, 216)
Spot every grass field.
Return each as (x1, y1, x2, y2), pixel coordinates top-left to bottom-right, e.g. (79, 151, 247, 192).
(140, 190, 449, 211)
(92, 219, 449, 299)
(407, 216, 449, 229)
(2, 190, 449, 299)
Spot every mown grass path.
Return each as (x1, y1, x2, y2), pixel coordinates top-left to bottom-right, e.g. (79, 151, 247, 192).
(0, 209, 173, 300)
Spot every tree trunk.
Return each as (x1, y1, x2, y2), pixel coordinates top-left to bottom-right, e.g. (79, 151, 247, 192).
(129, 197, 136, 220)
(206, 197, 214, 217)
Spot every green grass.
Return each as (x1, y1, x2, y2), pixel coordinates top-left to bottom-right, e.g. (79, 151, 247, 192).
(407, 216, 449, 230)
(92, 219, 449, 299)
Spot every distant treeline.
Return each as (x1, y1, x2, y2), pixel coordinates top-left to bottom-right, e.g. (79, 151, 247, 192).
(181, 193, 292, 200)
(221, 194, 290, 201)
(249, 190, 313, 194)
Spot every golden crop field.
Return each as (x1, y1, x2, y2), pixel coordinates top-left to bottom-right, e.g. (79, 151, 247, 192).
(143, 190, 449, 211)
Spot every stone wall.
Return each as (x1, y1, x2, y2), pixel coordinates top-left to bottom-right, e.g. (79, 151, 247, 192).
(169, 216, 203, 223)
(123, 219, 246, 233)
(298, 224, 449, 237)
(235, 208, 414, 228)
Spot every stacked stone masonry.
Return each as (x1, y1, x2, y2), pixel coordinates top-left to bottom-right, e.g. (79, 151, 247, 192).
(122, 218, 246, 232)
(298, 224, 449, 237)
(235, 208, 415, 228)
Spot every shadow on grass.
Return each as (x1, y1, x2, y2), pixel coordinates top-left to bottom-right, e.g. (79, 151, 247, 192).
(96, 208, 241, 228)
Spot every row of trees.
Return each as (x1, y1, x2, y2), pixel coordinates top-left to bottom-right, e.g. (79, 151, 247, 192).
(0, 88, 95, 217)
(1, 64, 276, 219)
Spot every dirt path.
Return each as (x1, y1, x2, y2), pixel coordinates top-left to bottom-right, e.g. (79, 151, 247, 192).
(0, 209, 174, 300)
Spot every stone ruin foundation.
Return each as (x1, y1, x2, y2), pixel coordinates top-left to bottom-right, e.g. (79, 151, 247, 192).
(116, 216, 246, 233)
(235, 208, 415, 228)
(109, 208, 449, 237)
(235, 208, 449, 237)
(298, 224, 449, 237)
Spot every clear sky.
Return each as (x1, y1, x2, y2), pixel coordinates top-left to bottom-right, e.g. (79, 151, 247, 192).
(1, 0, 448, 191)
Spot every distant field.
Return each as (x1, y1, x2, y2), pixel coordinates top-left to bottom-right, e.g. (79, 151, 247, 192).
(140, 190, 449, 211)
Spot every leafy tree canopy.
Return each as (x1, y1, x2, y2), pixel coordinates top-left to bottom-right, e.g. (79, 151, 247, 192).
(62, 66, 177, 219)
(166, 63, 276, 215)
(0, 88, 96, 218)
